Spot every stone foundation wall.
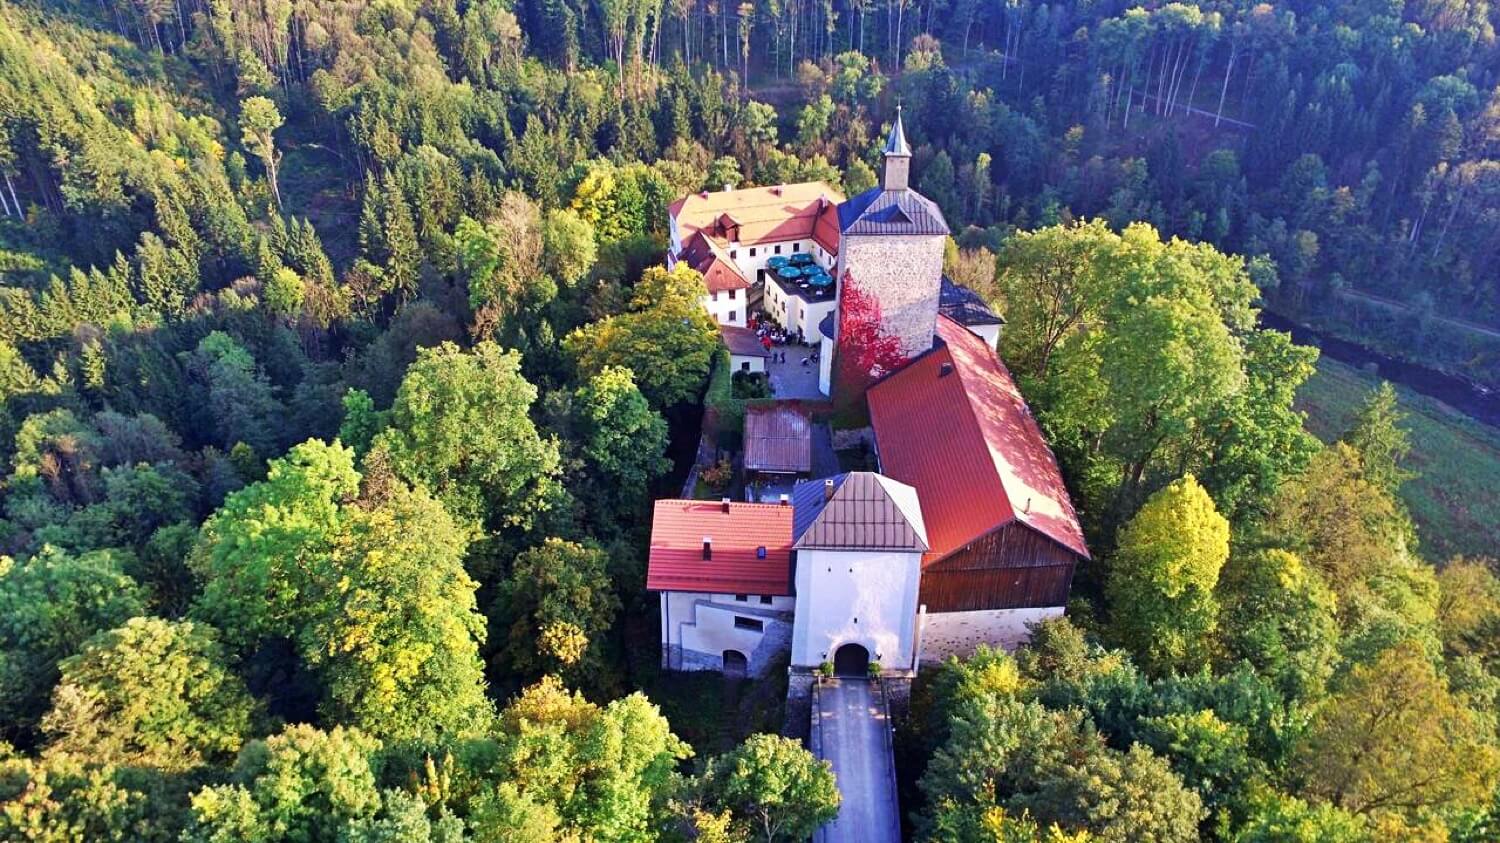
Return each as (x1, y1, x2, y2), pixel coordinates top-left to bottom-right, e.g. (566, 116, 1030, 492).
(919, 606, 1066, 663)
(783, 671, 816, 743)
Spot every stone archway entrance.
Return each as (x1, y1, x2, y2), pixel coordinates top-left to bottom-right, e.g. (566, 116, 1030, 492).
(833, 643, 869, 677)
(722, 650, 748, 677)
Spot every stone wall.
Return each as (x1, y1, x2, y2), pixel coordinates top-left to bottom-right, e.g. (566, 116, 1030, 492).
(918, 606, 1066, 663)
(837, 233, 945, 359)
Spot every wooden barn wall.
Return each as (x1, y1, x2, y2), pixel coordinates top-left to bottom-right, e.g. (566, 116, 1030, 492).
(918, 522, 1079, 612)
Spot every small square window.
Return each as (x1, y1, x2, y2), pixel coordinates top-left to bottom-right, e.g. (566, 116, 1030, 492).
(759, 595, 772, 605)
(749, 247, 757, 257)
(728, 311, 737, 322)
(730, 250, 737, 259)
(793, 242, 800, 251)
(734, 616, 764, 632)
(711, 291, 719, 301)
(729, 289, 737, 299)
(774, 245, 782, 255)
(735, 594, 748, 602)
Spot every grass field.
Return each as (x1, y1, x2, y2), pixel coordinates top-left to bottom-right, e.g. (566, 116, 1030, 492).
(1295, 358, 1500, 561)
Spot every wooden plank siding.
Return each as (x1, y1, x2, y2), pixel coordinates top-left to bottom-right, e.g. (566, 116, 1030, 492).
(918, 521, 1079, 612)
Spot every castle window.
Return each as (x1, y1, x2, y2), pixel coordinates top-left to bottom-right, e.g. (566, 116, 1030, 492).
(793, 242, 800, 251)
(729, 289, 737, 299)
(775, 245, 782, 255)
(734, 617, 764, 632)
(749, 247, 757, 257)
(730, 250, 737, 259)
(735, 594, 748, 602)
(728, 311, 737, 322)
(711, 291, 719, 301)
(759, 595, 773, 605)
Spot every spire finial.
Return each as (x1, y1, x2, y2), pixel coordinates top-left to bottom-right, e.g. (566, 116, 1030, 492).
(885, 105, 911, 158)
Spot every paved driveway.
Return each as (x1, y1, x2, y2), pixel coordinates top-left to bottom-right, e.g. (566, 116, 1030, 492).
(813, 680, 901, 843)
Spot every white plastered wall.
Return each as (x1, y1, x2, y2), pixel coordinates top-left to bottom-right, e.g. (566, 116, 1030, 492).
(790, 548, 923, 670)
(701, 292, 747, 325)
(661, 591, 795, 674)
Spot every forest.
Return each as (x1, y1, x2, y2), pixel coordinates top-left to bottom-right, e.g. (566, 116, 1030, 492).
(0, 0, 1497, 837)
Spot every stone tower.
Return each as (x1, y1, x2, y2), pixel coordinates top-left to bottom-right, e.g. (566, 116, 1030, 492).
(830, 108, 950, 409)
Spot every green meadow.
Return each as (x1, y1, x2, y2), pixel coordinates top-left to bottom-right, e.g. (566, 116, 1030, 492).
(1296, 358, 1500, 562)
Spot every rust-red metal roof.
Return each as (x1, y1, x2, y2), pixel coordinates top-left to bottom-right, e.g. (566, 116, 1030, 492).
(744, 404, 813, 474)
(868, 316, 1090, 563)
(646, 499, 794, 595)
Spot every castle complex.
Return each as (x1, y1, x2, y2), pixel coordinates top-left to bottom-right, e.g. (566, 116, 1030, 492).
(649, 112, 1087, 678)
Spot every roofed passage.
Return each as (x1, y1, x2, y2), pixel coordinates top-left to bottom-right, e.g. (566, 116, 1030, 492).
(745, 404, 813, 474)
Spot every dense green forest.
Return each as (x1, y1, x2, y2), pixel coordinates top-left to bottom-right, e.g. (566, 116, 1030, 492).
(0, 0, 1498, 837)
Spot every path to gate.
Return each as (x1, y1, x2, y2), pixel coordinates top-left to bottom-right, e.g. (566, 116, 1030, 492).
(811, 678, 902, 843)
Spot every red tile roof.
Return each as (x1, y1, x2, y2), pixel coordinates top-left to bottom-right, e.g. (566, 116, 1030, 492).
(679, 231, 749, 293)
(670, 183, 844, 255)
(646, 499, 795, 595)
(868, 316, 1090, 563)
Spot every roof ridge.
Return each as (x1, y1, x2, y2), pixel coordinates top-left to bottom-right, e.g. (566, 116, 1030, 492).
(937, 317, 1089, 558)
(931, 327, 1021, 551)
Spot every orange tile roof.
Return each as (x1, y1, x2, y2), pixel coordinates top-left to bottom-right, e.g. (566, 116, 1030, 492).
(670, 182, 845, 254)
(868, 316, 1090, 563)
(679, 231, 749, 292)
(646, 499, 795, 595)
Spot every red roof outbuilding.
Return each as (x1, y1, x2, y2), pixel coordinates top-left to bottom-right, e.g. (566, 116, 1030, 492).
(868, 315, 1090, 564)
(646, 499, 795, 595)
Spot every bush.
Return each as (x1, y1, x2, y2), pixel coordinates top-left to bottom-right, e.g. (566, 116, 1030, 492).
(868, 661, 883, 678)
(700, 459, 733, 492)
(819, 661, 834, 678)
(731, 370, 772, 399)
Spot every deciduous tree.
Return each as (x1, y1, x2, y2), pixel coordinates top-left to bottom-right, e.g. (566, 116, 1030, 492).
(1106, 475, 1230, 675)
(42, 617, 257, 772)
(698, 733, 841, 842)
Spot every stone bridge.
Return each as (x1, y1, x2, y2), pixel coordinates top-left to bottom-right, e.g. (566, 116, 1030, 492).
(810, 678, 902, 843)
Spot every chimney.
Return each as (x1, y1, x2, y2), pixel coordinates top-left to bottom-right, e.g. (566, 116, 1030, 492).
(939, 361, 954, 377)
(724, 183, 735, 192)
(702, 537, 713, 560)
(824, 478, 835, 502)
(721, 496, 732, 514)
(779, 493, 790, 506)
(699, 190, 709, 199)
(1024, 497, 1032, 513)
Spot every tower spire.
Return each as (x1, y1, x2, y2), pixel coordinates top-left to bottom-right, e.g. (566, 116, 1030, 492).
(884, 105, 912, 157)
(882, 105, 912, 191)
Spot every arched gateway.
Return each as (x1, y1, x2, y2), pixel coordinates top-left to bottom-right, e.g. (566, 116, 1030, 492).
(833, 642, 870, 677)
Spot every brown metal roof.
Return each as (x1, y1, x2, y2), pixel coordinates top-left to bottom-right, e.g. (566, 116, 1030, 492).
(744, 404, 812, 473)
(720, 325, 771, 358)
(792, 472, 929, 551)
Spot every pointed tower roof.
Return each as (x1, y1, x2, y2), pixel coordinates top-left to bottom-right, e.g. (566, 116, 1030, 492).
(884, 105, 912, 157)
(791, 472, 929, 551)
(838, 105, 948, 234)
